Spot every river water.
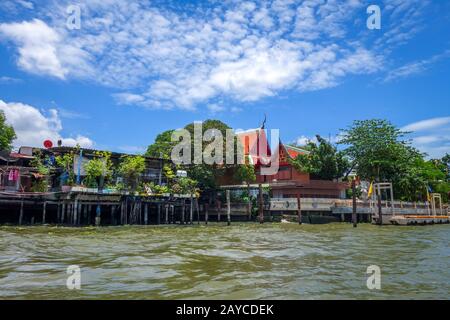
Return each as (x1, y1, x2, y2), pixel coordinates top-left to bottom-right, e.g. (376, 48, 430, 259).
(0, 223, 448, 299)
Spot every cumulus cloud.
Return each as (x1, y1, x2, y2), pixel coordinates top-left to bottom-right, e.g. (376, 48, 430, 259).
(0, 19, 66, 79)
(0, 0, 431, 110)
(0, 99, 94, 149)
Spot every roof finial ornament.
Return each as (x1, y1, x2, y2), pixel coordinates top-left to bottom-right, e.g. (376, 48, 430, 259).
(261, 113, 267, 129)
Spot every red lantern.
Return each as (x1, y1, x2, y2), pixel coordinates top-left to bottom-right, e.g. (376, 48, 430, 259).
(43, 140, 53, 148)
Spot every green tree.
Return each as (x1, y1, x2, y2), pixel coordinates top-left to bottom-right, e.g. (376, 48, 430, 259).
(83, 152, 112, 188)
(118, 155, 146, 191)
(338, 119, 446, 201)
(233, 158, 256, 218)
(0, 110, 16, 151)
(146, 130, 175, 159)
(290, 135, 349, 180)
(183, 119, 238, 191)
(339, 119, 420, 181)
(55, 151, 75, 185)
(147, 119, 239, 192)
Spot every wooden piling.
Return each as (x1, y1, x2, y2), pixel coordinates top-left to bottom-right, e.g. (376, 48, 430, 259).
(111, 205, 116, 225)
(352, 179, 357, 228)
(77, 203, 82, 225)
(157, 204, 161, 225)
(181, 200, 186, 224)
(19, 200, 24, 225)
(189, 195, 193, 224)
(171, 205, 175, 224)
(258, 183, 264, 224)
(205, 203, 209, 225)
(217, 200, 221, 222)
(377, 193, 383, 225)
(297, 193, 302, 225)
(143, 202, 146, 225)
(61, 202, 66, 223)
(226, 189, 231, 226)
(73, 200, 78, 226)
(95, 205, 101, 226)
(83, 204, 88, 222)
(87, 204, 91, 225)
(196, 198, 200, 225)
(165, 205, 169, 224)
(42, 201, 47, 224)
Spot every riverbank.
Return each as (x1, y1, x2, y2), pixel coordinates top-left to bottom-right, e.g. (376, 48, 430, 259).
(0, 223, 449, 299)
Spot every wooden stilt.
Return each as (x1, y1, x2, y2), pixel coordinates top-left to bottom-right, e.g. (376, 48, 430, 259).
(111, 205, 116, 225)
(205, 203, 209, 225)
(165, 205, 169, 224)
(189, 195, 193, 224)
(19, 200, 24, 225)
(196, 198, 200, 225)
(258, 183, 264, 224)
(247, 183, 252, 221)
(78, 203, 82, 225)
(171, 205, 175, 224)
(352, 179, 357, 228)
(87, 204, 92, 225)
(95, 205, 101, 226)
(157, 203, 161, 225)
(182, 200, 186, 224)
(144, 203, 148, 225)
(226, 189, 231, 226)
(377, 191, 383, 225)
(83, 204, 88, 223)
(217, 200, 221, 222)
(297, 192, 302, 225)
(42, 201, 47, 224)
(61, 203, 66, 223)
(73, 200, 78, 226)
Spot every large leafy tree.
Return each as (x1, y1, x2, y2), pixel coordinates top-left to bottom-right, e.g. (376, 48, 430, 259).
(0, 110, 16, 151)
(338, 119, 446, 201)
(146, 130, 175, 159)
(184, 119, 238, 191)
(147, 119, 239, 192)
(290, 135, 349, 180)
(339, 119, 420, 181)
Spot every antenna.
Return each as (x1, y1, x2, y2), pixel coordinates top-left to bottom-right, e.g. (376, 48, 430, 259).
(261, 113, 267, 129)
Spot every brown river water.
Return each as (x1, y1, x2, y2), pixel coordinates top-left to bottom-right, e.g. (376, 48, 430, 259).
(0, 223, 449, 299)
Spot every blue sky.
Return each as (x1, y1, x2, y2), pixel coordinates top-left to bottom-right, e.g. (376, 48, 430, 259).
(0, 0, 449, 158)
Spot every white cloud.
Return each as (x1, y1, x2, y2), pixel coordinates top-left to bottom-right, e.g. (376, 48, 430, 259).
(0, 76, 22, 84)
(384, 50, 450, 83)
(402, 116, 450, 158)
(0, 99, 94, 149)
(0, 19, 66, 79)
(207, 104, 225, 114)
(401, 117, 450, 132)
(0, 1, 431, 110)
(295, 135, 314, 146)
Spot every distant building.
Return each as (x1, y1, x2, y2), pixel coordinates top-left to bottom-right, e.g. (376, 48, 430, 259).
(220, 127, 348, 199)
(0, 146, 167, 192)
